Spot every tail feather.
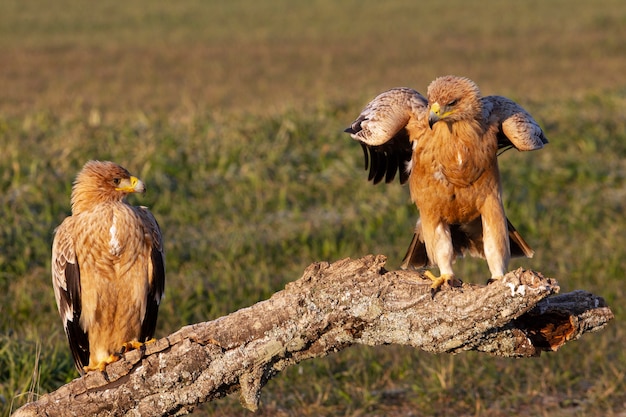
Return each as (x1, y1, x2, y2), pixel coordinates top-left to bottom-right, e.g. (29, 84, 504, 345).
(507, 219, 535, 258)
(400, 231, 429, 270)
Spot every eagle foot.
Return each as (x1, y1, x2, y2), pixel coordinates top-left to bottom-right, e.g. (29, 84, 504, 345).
(83, 340, 154, 374)
(119, 339, 152, 354)
(424, 271, 463, 297)
(82, 352, 123, 374)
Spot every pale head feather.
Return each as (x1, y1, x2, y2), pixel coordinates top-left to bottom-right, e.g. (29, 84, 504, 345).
(427, 75, 483, 122)
(71, 160, 135, 214)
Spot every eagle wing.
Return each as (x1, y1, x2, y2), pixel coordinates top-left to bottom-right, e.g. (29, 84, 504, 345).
(135, 206, 165, 341)
(483, 95, 549, 153)
(345, 87, 428, 185)
(51, 218, 90, 372)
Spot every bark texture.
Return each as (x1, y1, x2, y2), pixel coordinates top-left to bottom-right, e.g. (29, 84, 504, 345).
(13, 255, 613, 416)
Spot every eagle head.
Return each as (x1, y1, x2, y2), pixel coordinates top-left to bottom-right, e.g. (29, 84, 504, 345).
(427, 75, 483, 129)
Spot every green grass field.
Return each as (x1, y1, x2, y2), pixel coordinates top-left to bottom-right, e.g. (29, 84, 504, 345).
(1, 1, 625, 415)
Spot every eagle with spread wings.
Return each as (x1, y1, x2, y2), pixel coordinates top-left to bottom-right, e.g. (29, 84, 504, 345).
(345, 75, 547, 292)
(52, 160, 165, 374)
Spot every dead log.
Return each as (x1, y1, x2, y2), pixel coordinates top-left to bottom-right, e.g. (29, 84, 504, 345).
(13, 255, 613, 416)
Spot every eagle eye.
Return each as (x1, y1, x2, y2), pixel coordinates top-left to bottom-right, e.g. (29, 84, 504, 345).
(447, 99, 459, 106)
(112, 178, 121, 186)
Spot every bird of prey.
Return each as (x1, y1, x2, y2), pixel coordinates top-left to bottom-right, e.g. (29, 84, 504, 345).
(345, 75, 547, 292)
(52, 160, 165, 374)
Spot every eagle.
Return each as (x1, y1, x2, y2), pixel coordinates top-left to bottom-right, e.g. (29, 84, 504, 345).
(345, 75, 547, 292)
(51, 160, 165, 374)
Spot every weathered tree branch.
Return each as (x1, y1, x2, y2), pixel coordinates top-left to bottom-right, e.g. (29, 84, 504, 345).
(14, 255, 613, 416)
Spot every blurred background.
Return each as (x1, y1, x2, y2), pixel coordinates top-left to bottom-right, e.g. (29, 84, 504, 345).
(1, 0, 625, 415)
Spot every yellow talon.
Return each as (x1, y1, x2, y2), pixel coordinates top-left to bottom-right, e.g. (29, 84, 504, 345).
(119, 340, 146, 353)
(82, 339, 153, 374)
(424, 270, 446, 290)
(424, 271, 463, 296)
(82, 352, 122, 374)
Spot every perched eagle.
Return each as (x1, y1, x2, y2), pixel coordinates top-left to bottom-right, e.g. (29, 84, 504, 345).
(345, 75, 547, 291)
(52, 160, 165, 374)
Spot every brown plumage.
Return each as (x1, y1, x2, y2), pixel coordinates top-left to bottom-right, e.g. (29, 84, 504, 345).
(52, 160, 165, 374)
(345, 76, 547, 290)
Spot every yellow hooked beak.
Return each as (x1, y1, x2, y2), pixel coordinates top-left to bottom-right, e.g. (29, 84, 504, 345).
(115, 176, 146, 193)
(428, 102, 441, 129)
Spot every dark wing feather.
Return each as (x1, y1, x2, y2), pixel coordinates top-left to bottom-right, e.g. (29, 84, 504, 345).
(51, 220, 90, 374)
(345, 87, 427, 185)
(136, 207, 165, 341)
(385, 149, 400, 184)
(358, 129, 413, 185)
(482, 95, 548, 154)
